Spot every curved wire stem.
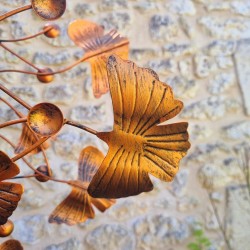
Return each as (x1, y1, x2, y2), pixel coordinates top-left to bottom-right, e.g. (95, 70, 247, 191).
(65, 120, 98, 136)
(0, 84, 31, 110)
(0, 117, 27, 129)
(0, 26, 52, 43)
(0, 5, 32, 21)
(0, 41, 130, 76)
(0, 97, 24, 118)
(0, 134, 87, 190)
(0, 42, 41, 71)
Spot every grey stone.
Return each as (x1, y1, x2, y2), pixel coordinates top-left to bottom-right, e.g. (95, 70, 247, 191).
(178, 57, 194, 80)
(215, 56, 233, 69)
(33, 51, 72, 66)
(100, 12, 131, 31)
(205, 208, 219, 230)
(234, 40, 250, 116)
(231, 1, 250, 17)
(225, 186, 250, 249)
(167, 76, 198, 99)
(134, 1, 159, 13)
(130, 49, 161, 61)
(198, 158, 242, 190)
(194, 54, 217, 78)
(208, 72, 235, 95)
(86, 224, 136, 250)
(149, 15, 179, 42)
(179, 17, 196, 39)
(189, 124, 212, 140)
(12, 215, 55, 245)
(53, 130, 102, 160)
(10, 20, 27, 38)
(181, 96, 240, 120)
(1, 0, 29, 6)
(186, 142, 232, 164)
(70, 104, 106, 124)
(177, 197, 199, 212)
(222, 120, 250, 139)
(170, 169, 189, 197)
(10, 86, 38, 100)
(43, 85, 76, 105)
(19, 189, 46, 210)
(99, 0, 128, 11)
(206, 40, 236, 56)
(147, 59, 177, 75)
(199, 16, 250, 39)
(163, 43, 195, 57)
(45, 238, 82, 250)
(166, 0, 196, 16)
(134, 215, 190, 249)
(74, 3, 96, 16)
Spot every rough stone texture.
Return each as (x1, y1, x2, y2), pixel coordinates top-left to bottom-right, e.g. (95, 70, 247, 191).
(234, 40, 250, 116)
(225, 186, 250, 250)
(134, 215, 190, 249)
(85, 224, 136, 250)
(1, 0, 250, 249)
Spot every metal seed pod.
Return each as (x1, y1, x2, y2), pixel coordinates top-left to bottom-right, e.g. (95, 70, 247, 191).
(27, 103, 64, 137)
(31, 0, 66, 20)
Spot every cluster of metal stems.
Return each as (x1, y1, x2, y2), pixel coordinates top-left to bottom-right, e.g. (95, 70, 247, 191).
(0, 2, 104, 187)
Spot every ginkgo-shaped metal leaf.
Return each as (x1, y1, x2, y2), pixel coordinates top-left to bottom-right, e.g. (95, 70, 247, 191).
(88, 55, 191, 199)
(15, 124, 50, 155)
(68, 19, 129, 98)
(0, 240, 23, 250)
(0, 151, 24, 225)
(49, 146, 115, 225)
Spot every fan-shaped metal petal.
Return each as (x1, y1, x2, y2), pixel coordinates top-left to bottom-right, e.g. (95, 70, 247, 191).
(15, 125, 50, 155)
(0, 151, 19, 181)
(0, 182, 24, 225)
(49, 147, 115, 225)
(88, 55, 191, 198)
(68, 19, 129, 98)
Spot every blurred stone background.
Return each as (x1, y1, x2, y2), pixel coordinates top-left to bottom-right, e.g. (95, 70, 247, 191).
(0, 0, 250, 249)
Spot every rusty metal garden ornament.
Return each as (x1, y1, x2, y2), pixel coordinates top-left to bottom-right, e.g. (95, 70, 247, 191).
(0, 1, 191, 239)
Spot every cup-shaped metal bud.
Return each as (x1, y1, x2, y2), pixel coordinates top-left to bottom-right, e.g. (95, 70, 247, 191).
(31, 0, 66, 20)
(27, 103, 64, 137)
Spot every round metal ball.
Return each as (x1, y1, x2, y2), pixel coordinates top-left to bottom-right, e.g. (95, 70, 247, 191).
(27, 103, 64, 137)
(43, 24, 60, 38)
(0, 220, 14, 237)
(35, 165, 51, 182)
(37, 68, 54, 84)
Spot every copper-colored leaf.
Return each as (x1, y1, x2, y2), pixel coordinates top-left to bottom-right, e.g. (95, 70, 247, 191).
(0, 151, 20, 181)
(0, 240, 23, 250)
(0, 182, 24, 225)
(68, 20, 129, 98)
(87, 55, 191, 199)
(15, 125, 50, 155)
(49, 147, 115, 225)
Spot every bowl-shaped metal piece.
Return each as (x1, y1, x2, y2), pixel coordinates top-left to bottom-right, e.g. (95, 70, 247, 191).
(27, 103, 64, 137)
(31, 0, 66, 20)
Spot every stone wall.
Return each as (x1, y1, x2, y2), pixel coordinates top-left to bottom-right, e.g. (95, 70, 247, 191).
(0, 0, 250, 249)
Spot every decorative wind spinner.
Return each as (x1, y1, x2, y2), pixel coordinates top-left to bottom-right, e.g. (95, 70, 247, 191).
(0, 0, 190, 242)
